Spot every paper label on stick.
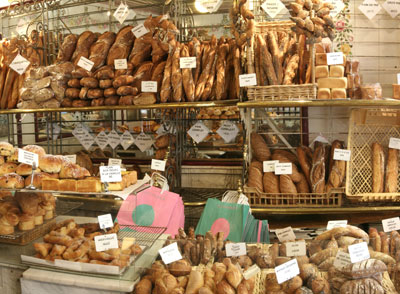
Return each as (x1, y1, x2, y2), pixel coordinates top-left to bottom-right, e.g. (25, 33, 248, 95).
(132, 24, 149, 38)
(141, 81, 157, 93)
(114, 59, 128, 70)
(263, 160, 279, 172)
(243, 264, 261, 280)
(121, 131, 134, 150)
(95, 233, 118, 252)
(327, 220, 348, 230)
(275, 259, 300, 284)
(95, 131, 109, 150)
(397, 73, 400, 84)
(226, 243, 247, 257)
(348, 242, 370, 263)
(261, 0, 286, 18)
(77, 56, 94, 72)
(18, 148, 39, 166)
(187, 121, 210, 144)
(333, 149, 351, 161)
(239, 73, 257, 87)
(180, 57, 196, 68)
(159, 242, 182, 264)
(327, 0, 345, 17)
(151, 159, 166, 171)
(134, 132, 154, 152)
(98, 214, 113, 229)
(64, 154, 76, 164)
(334, 251, 351, 269)
(100, 165, 122, 183)
(327, 52, 344, 65)
(113, 3, 129, 24)
(389, 137, 400, 149)
(274, 163, 292, 175)
(216, 121, 239, 143)
(108, 130, 121, 149)
(382, 217, 400, 232)
(275, 226, 296, 242)
(10, 54, 30, 75)
(286, 241, 306, 257)
(108, 158, 122, 166)
(358, 0, 381, 20)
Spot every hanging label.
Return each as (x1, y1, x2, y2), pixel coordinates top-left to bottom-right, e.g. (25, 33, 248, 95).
(274, 163, 292, 175)
(180, 57, 197, 68)
(348, 242, 370, 263)
(113, 3, 129, 24)
(114, 59, 128, 70)
(327, 0, 345, 17)
(100, 165, 122, 183)
(382, 0, 400, 18)
(333, 149, 351, 161)
(261, 0, 286, 18)
(94, 233, 118, 252)
(187, 121, 210, 144)
(95, 131, 109, 150)
(327, 52, 344, 65)
(151, 159, 166, 171)
(64, 154, 76, 164)
(52, 123, 61, 141)
(327, 220, 348, 230)
(97, 213, 114, 229)
(239, 73, 257, 87)
(198, 0, 223, 13)
(389, 137, 400, 149)
(121, 130, 134, 150)
(398, 73, 400, 84)
(108, 158, 122, 166)
(134, 132, 154, 152)
(382, 217, 400, 232)
(243, 264, 261, 280)
(216, 121, 239, 143)
(132, 24, 149, 38)
(18, 149, 39, 166)
(358, 0, 382, 20)
(80, 134, 95, 150)
(286, 241, 306, 257)
(275, 259, 300, 284)
(334, 251, 351, 269)
(108, 130, 121, 149)
(226, 243, 247, 257)
(263, 160, 279, 172)
(275, 226, 296, 242)
(141, 81, 157, 93)
(159, 242, 182, 265)
(77, 56, 94, 72)
(10, 54, 30, 75)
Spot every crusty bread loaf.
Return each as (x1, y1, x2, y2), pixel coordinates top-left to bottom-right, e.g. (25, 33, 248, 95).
(297, 146, 312, 187)
(107, 26, 134, 66)
(71, 31, 98, 66)
(385, 148, 398, 193)
(327, 140, 346, 189)
(57, 34, 78, 62)
(89, 31, 116, 70)
(296, 172, 310, 193)
(271, 153, 302, 183)
(340, 278, 384, 294)
(280, 174, 297, 195)
(251, 132, 271, 162)
(372, 142, 385, 193)
(248, 164, 263, 192)
(310, 145, 326, 193)
(263, 172, 280, 193)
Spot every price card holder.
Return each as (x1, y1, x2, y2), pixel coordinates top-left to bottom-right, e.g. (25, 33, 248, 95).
(159, 242, 182, 265)
(151, 159, 166, 171)
(77, 56, 94, 72)
(263, 160, 279, 172)
(243, 264, 261, 280)
(141, 81, 157, 93)
(333, 149, 351, 161)
(382, 217, 400, 232)
(114, 59, 128, 70)
(334, 251, 351, 269)
(132, 24, 149, 38)
(134, 132, 154, 152)
(180, 57, 196, 68)
(274, 163, 292, 175)
(98, 214, 113, 229)
(226, 243, 247, 257)
(108, 130, 121, 149)
(100, 165, 122, 183)
(285, 241, 306, 257)
(18, 149, 39, 166)
(239, 73, 257, 87)
(327, 220, 348, 230)
(348, 242, 370, 263)
(327, 52, 344, 65)
(95, 233, 118, 252)
(108, 158, 122, 166)
(275, 226, 296, 242)
(358, 0, 382, 20)
(389, 138, 400, 150)
(275, 259, 299, 284)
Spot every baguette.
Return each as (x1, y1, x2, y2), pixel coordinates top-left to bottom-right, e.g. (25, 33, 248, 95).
(1, 68, 16, 109)
(215, 44, 229, 100)
(201, 48, 218, 101)
(257, 35, 277, 85)
(327, 140, 346, 189)
(372, 142, 385, 193)
(267, 32, 283, 84)
(232, 45, 241, 99)
(192, 37, 202, 84)
(171, 43, 183, 102)
(160, 46, 174, 103)
(283, 54, 299, 85)
(385, 148, 398, 192)
(151, 61, 166, 93)
(181, 45, 195, 102)
(310, 145, 326, 193)
(195, 37, 217, 101)
(8, 75, 19, 109)
(298, 35, 306, 84)
(297, 146, 312, 187)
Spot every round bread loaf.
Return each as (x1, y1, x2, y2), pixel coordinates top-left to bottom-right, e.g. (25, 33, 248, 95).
(0, 142, 14, 156)
(16, 163, 41, 176)
(0, 173, 25, 189)
(39, 155, 64, 173)
(23, 145, 46, 157)
(59, 162, 90, 179)
(7, 149, 18, 162)
(251, 132, 271, 162)
(0, 162, 18, 176)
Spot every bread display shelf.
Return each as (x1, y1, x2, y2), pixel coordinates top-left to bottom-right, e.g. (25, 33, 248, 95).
(247, 83, 318, 101)
(238, 99, 400, 108)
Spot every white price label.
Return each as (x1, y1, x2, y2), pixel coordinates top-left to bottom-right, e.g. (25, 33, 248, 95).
(187, 121, 210, 144)
(108, 158, 122, 166)
(389, 137, 400, 150)
(333, 149, 351, 161)
(159, 242, 182, 265)
(18, 149, 39, 166)
(382, 0, 400, 18)
(52, 123, 61, 141)
(97, 213, 114, 229)
(275, 226, 296, 242)
(327, 52, 344, 65)
(275, 259, 300, 284)
(64, 154, 76, 164)
(243, 264, 261, 280)
(327, 0, 345, 17)
(274, 163, 292, 175)
(239, 73, 257, 87)
(261, 0, 286, 18)
(286, 241, 306, 257)
(348, 242, 370, 263)
(100, 165, 122, 183)
(77, 56, 94, 72)
(327, 220, 348, 230)
(216, 121, 239, 143)
(114, 59, 128, 70)
(226, 243, 247, 257)
(80, 134, 95, 150)
(382, 217, 400, 232)
(179, 57, 197, 69)
(141, 81, 157, 93)
(94, 233, 118, 252)
(358, 0, 382, 20)
(398, 73, 400, 84)
(199, 0, 223, 12)
(151, 159, 166, 171)
(113, 3, 129, 24)
(134, 132, 154, 152)
(334, 251, 351, 269)
(10, 54, 30, 75)
(263, 160, 279, 172)
(108, 130, 121, 149)
(121, 131, 134, 150)
(95, 131, 109, 150)
(72, 125, 88, 141)
(132, 24, 149, 38)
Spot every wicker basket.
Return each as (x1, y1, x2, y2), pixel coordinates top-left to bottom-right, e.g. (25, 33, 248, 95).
(244, 185, 343, 207)
(255, 21, 295, 34)
(346, 108, 400, 202)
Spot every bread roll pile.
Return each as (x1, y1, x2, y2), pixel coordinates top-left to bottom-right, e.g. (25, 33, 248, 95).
(196, 106, 240, 120)
(33, 219, 142, 267)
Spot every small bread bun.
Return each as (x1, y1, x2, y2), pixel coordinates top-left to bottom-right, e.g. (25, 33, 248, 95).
(0, 162, 17, 176)
(44, 210, 54, 220)
(22, 145, 46, 157)
(39, 155, 64, 173)
(19, 213, 35, 230)
(16, 163, 41, 176)
(0, 224, 14, 235)
(0, 173, 25, 189)
(0, 142, 14, 156)
(7, 149, 18, 162)
(59, 162, 90, 179)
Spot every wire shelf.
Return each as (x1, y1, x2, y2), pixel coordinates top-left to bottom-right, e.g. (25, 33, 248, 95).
(118, 225, 166, 247)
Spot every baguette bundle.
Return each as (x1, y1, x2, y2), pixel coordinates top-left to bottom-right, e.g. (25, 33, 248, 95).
(370, 142, 398, 193)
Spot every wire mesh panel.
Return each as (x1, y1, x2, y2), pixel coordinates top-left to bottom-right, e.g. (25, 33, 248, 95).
(118, 225, 166, 247)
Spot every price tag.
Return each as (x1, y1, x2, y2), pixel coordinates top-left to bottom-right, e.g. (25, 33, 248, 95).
(398, 73, 400, 84)
(274, 163, 292, 175)
(108, 158, 122, 166)
(327, 0, 345, 17)
(121, 131, 134, 150)
(187, 121, 210, 144)
(261, 0, 286, 18)
(10, 54, 30, 75)
(327, 52, 344, 65)
(216, 121, 239, 143)
(382, 217, 400, 232)
(327, 220, 348, 230)
(226, 243, 247, 257)
(348, 242, 370, 263)
(198, 0, 223, 12)
(275, 259, 300, 284)
(180, 57, 196, 69)
(113, 3, 129, 24)
(18, 148, 39, 166)
(263, 160, 279, 172)
(151, 159, 166, 171)
(389, 137, 400, 149)
(134, 132, 154, 152)
(382, 0, 400, 18)
(286, 241, 306, 257)
(358, 0, 382, 20)
(275, 226, 296, 242)
(333, 149, 351, 161)
(100, 165, 122, 183)
(97, 213, 113, 229)
(334, 251, 351, 269)
(77, 56, 94, 72)
(81, 134, 95, 150)
(114, 59, 128, 70)
(158, 242, 182, 265)
(94, 233, 118, 252)
(132, 24, 149, 38)
(141, 81, 157, 93)
(95, 131, 109, 150)
(108, 130, 121, 149)
(239, 73, 257, 87)
(64, 154, 76, 164)
(121, 237, 136, 251)
(243, 264, 261, 280)
(52, 123, 61, 141)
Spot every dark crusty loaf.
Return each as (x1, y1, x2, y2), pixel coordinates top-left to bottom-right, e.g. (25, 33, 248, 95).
(310, 145, 326, 193)
(339, 278, 384, 294)
(107, 26, 134, 66)
(57, 34, 78, 62)
(251, 132, 271, 162)
(89, 32, 116, 70)
(71, 31, 98, 66)
(372, 142, 385, 193)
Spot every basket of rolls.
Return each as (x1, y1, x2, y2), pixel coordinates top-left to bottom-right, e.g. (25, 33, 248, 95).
(244, 132, 344, 207)
(346, 108, 400, 202)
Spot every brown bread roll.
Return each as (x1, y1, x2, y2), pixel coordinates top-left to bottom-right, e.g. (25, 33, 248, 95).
(113, 75, 134, 88)
(118, 96, 134, 105)
(71, 99, 90, 107)
(67, 78, 81, 88)
(385, 148, 398, 192)
(340, 278, 384, 294)
(80, 77, 99, 89)
(104, 96, 119, 106)
(87, 89, 103, 99)
(79, 87, 89, 99)
(104, 88, 116, 97)
(372, 142, 385, 193)
(61, 98, 73, 107)
(91, 98, 104, 106)
(99, 79, 112, 89)
(251, 132, 271, 161)
(296, 172, 310, 193)
(116, 86, 138, 96)
(95, 65, 114, 80)
(65, 88, 80, 99)
(133, 93, 156, 105)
